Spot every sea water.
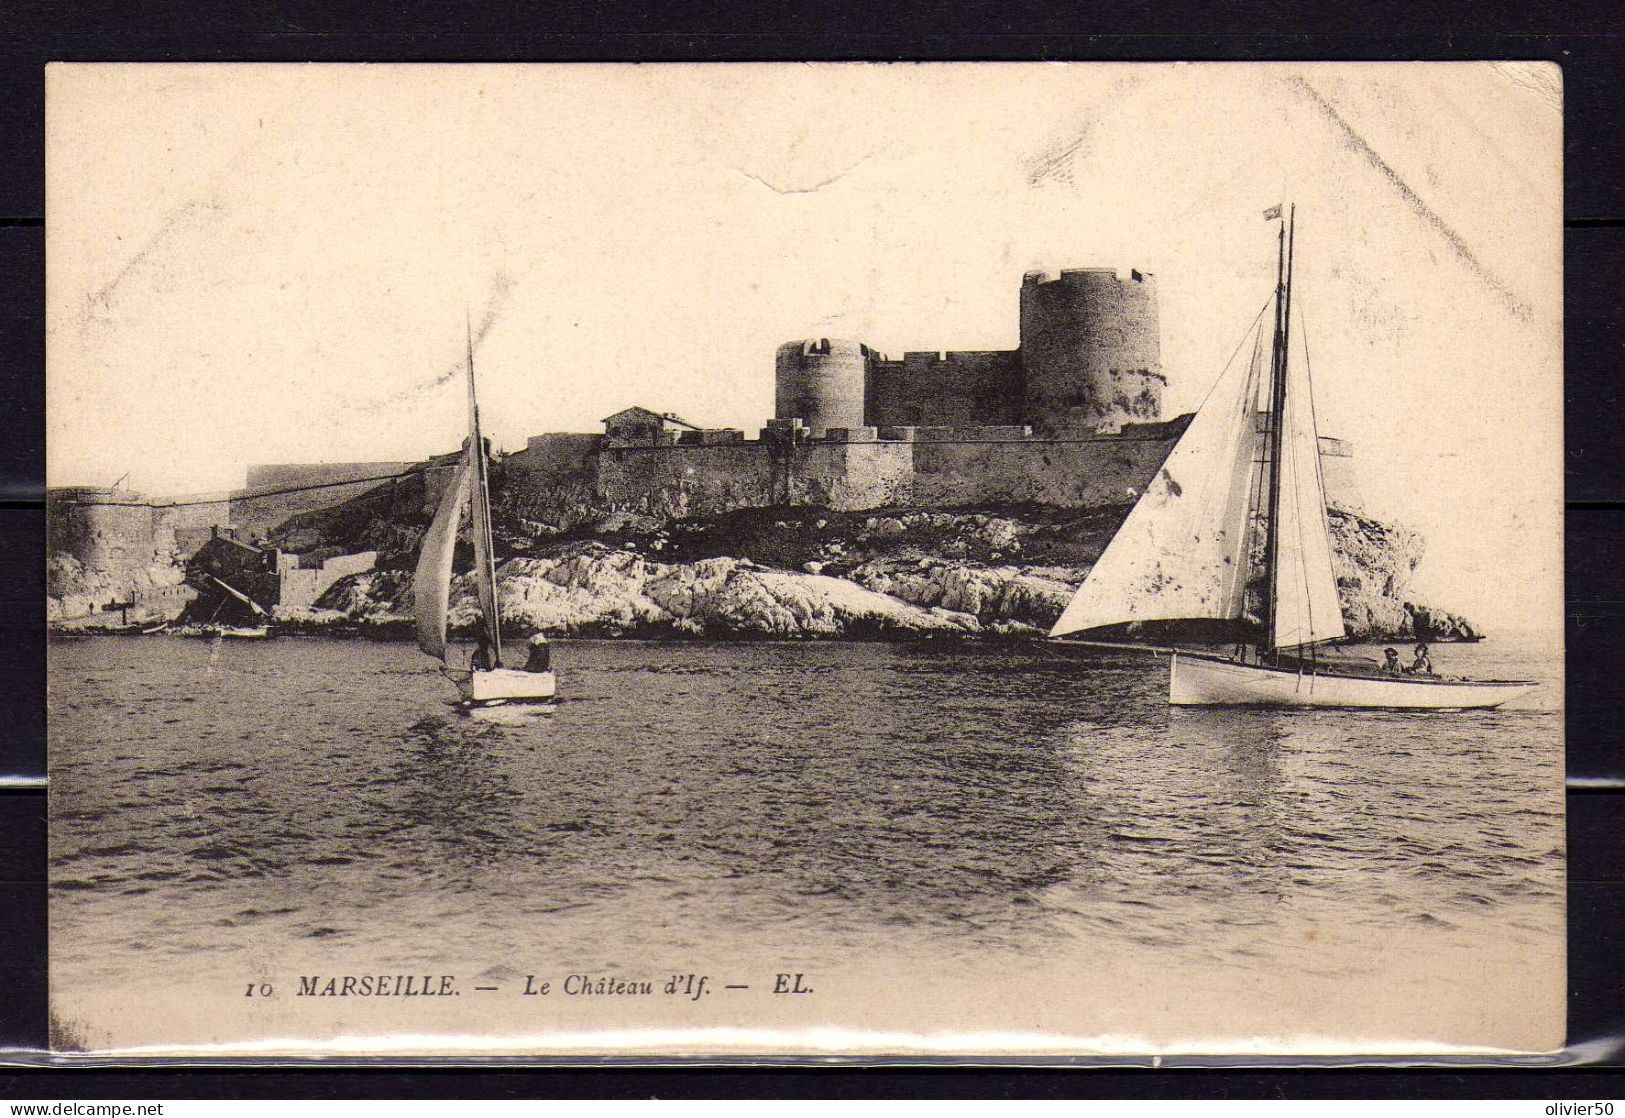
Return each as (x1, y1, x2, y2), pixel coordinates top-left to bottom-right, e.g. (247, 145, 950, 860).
(47, 635, 1564, 1054)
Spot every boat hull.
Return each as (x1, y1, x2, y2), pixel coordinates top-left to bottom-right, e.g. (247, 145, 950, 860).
(172, 624, 271, 639)
(457, 668, 557, 706)
(1169, 652, 1533, 709)
(218, 626, 271, 639)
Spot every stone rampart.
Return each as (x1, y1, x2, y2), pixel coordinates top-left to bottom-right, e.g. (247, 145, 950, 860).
(867, 350, 1024, 427)
(277, 550, 379, 609)
(595, 443, 780, 519)
(231, 463, 410, 538)
(533, 423, 1363, 519)
(911, 433, 1177, 508)
(789, 441, 915, 510)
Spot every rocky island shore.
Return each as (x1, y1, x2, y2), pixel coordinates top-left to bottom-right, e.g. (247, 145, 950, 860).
(49, 449, 1480, 644)
(255, 471, 1478, 642)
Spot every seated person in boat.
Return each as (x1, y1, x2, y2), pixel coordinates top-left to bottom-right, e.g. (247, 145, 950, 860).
(524, 633, 551, 673)
(1382, 648, 1402, 675)
(1406, 642, 1434, 675)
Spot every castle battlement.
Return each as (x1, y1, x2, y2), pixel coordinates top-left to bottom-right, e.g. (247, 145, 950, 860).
(1022, 266, 1153, 287)
(776, 266, 1163, 438)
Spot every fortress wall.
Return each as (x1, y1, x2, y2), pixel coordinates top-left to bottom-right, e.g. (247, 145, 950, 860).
(867, 350, 1023, 427)
(595, 444, 779, 518)
(278, 549, 378, 609)
(791, 442, 915, 511)
(914, 425, 1033, 442)
(231, 482, 404, 539)
(157, 499, 231, 531)
(232, 488, 359, 539)
(244, 462, 412, 490)
(912, 435, 1178, 509)
(592, 434, 1185, 517)
(504, 434, 600, 493)
(500, 433, 605, 524)
(1318, 436, 1364, 513)
(154, 498, 233, 543)
(227, 462, 412, 539)
(511, 433, 603, 481)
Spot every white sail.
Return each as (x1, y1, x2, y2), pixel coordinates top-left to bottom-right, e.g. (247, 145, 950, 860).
(1268, 329, 1345, 650)
(1049, 331, 1266, 638)
(413, 460, 470, 661)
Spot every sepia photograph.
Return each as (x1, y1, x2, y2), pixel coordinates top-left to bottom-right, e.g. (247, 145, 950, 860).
(44, 61, 1564, 1057)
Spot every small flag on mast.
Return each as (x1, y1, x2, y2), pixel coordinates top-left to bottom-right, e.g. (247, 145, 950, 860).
(1263, 204, 1283, 221)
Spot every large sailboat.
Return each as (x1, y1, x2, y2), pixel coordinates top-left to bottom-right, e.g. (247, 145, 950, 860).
(1049, 207, 1534, 710)
(413, 327, 557, 708)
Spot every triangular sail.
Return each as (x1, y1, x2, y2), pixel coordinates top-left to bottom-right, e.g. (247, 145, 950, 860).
(414, 460, 470, 661)
(1048, 326, 1266, 638)
(1268, 325, 1345, 649)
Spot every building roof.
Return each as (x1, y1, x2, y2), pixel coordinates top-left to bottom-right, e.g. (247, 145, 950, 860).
(194, 531, 266, 558)
(601, 406, 700, 430)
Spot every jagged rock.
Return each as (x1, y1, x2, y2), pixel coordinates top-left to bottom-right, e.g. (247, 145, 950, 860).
(1328, 510, 1428, 640)
(1405, 602, 1481, 642)
(850, 558, 1075, 631)
(314, 569, 412, 620)
(591, 510, 665, 537)
(46, 551, 188, 623)
(315, 544, 979, 639)
(291, 504, 1474, 644)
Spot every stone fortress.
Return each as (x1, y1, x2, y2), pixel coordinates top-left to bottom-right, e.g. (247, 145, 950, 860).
(48, 264, 1363, 620)
(46, 463, 407, 621)
(507, 266, 1357, 519)
(781, 267, 1164, 436)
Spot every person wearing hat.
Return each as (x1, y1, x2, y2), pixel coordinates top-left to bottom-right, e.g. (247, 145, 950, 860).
(1408, 642, 1434, 675)
(1382, 648, 1402, 675)
(524, 632, 552, 673)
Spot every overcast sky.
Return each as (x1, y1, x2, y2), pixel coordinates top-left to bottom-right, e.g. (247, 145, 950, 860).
(46, 62, 1562, 631)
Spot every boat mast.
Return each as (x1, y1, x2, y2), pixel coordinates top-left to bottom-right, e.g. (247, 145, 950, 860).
(465, 315, 504, 668)
(1261, 205, 1296, 657)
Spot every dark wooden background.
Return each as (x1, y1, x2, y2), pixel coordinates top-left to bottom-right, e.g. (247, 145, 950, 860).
(0, 3, 1620, 1096)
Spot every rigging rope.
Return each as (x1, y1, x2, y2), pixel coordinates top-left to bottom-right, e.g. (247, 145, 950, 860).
(1297, 293, 1338, 663)
(1191, 296, 1276, 417)
(56, 463, 460, 510)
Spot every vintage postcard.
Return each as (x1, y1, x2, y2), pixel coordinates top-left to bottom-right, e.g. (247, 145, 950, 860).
(45, 61, 1564, 1057)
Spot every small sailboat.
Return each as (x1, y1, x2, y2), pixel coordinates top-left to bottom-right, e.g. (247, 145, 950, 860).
(1049, 206, 1534, 710)
(413, 324, 557, 708)
(174, 582, 274, 639)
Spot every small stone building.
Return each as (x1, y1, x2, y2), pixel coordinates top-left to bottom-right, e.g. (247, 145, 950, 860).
(601, 407, 701, 448)
(186, 529, 377, 614)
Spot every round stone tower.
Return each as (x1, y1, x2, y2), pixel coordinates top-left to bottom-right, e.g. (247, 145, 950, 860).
(774, 338, 870, 437)
(1019, 268, 1163, 432)
(46, 486, 158, 571)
